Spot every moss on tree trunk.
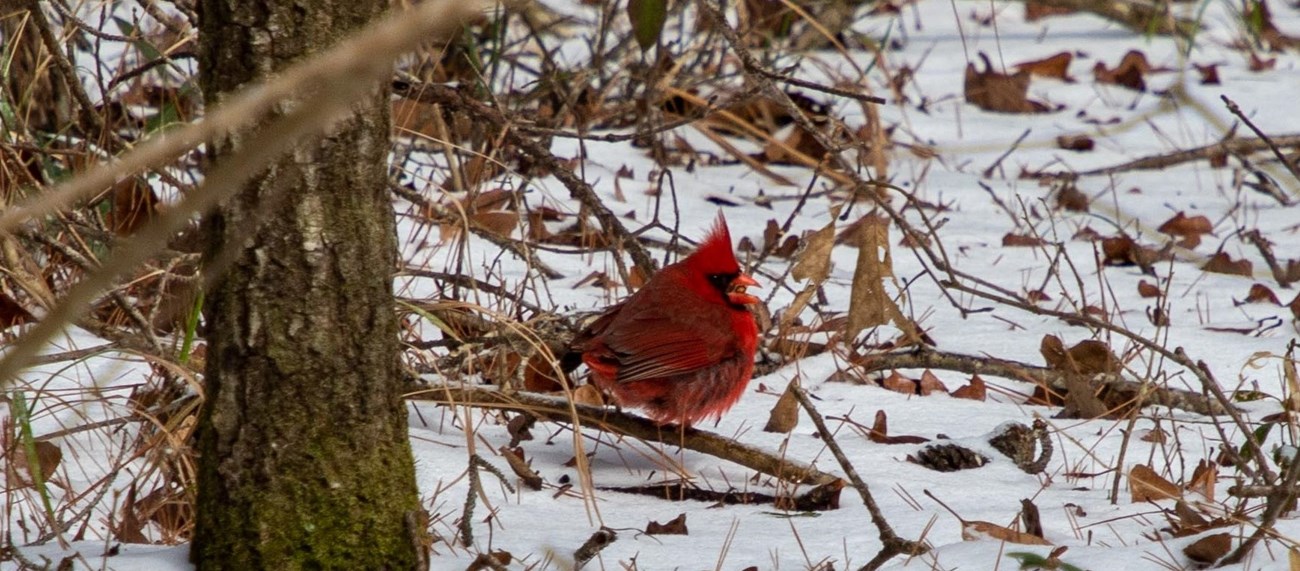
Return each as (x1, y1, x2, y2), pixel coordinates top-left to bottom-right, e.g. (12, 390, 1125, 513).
(192, 1, 423, 568)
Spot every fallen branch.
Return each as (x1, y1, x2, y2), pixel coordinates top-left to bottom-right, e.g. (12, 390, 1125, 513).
(413, 386, 842, 487)
(1045, 134, 1300, 180)
(849, 347, 1231, 417)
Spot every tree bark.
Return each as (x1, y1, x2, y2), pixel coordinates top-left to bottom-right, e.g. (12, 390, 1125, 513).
(192, 1, 423, 568)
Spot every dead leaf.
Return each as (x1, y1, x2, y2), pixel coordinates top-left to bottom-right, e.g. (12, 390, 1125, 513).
(951, 375, 987, 401)
(1130, 464, 1181, 502)
(1094, 50, 1151, 91)
(524, 353, 566, 392)
(1041, 335, 1119, 375)
(1242, 283, 1281, 305)
(1024, 0, 1075, 20)
(763, 380, 800, 433)
(1055, 182, 1089, 211)
(107, 176, 159, 236)
(572, 384, 605, 407)
(1249, 52, 1277, 72)
(1195, 63, 1221, 85)
(500, 446, 543, 491)
(869, 409, 930, 444)
(1157, 212, 1213, 248)
(1002, 233, 1046, 247)
(1140, 429, 1167, 443)
(0, 292, 35, 330)
(846, 217, 919, 343)
(1187, 460, 1217, 501)
(965, 52, 1050, 114)
(1183, 532, 1231, 564)
(880, 371, 918, 395)
(918, 370, 949, 396)
(1014, 52, 1074, 81)
(1289, 292, 1300, 321)
(114, 483, 150, 543)
(1020, 499, 1045, 539)
(762, 125, 830, 165)
(645, 513, 689, 535)
(961, 520, 1053, 545)
(1056, 134, 1094, 151)
(1137, 280, 1162, 298)
(1203, 252, 1253, 277)
(791, 215, 839, 284)
(868, 409, 890, 443)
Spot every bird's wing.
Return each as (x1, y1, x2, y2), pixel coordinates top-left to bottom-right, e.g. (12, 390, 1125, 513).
(599, 306, 732, 384)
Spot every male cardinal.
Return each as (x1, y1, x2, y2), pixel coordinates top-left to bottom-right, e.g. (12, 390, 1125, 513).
(574, 214, 761, 426)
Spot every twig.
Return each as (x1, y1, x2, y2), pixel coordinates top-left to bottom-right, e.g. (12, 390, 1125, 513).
(982, 128, 1031, 179)
(1222, 95, 1300, 191)
(1241, 229, 1292, 289)
(1053, 134, 1300, 182)
(788, 382, 927, 570)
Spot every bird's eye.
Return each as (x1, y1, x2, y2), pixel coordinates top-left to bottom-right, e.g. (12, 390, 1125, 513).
(707, 273, 735, 292)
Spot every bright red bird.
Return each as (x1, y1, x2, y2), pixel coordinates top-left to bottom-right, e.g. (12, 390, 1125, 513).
(575, 214, 761, 426)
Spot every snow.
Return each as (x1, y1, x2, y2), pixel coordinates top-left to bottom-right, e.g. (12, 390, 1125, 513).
(6, 0, 1300, 569)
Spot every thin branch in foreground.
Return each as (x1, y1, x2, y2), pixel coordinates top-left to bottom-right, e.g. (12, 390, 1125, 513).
(0, 0, 486, 387)
(788, 381, 928, 571)
(1222, 95, 1300, 191)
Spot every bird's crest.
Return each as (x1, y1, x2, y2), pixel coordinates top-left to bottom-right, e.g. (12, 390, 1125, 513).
(684, 213, 740, 274)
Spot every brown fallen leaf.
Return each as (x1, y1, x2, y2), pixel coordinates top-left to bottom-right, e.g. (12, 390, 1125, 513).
(1194, 63, 1221, 85)
(1014, 52, 1074, 81)
(1094, 50, 1151, 91)
(1140, 429, 1167, 443)
(1054, 182, 1089, 211)
(918, 370, 949, 396)
(1242, 283, 1281, 305)
(1249, 52, 1277, 72)
(524, 353, 566, 392)
(951, 375, 987, 401)
(0, 292, 35, 330)
(1002, 233, 1046, 247)
(965, 52, 1050, 114)
(645, 513, 689, 535)
(572, 384, 606, 407)
(963, 520, 1054, 545)
(1157, 212, 1213, 249)
(1137, 280, 1162, 298)
(1130, 464, 1181, 502)
(763, 379, 800, 433)
(1024, 0, 1076, 20)
(880, 370, 918, 395)
(1202, 252, 1253, 277)
(1183, 532, 1231, 564)
(1187, 460, 1217, 502)
(1056, 134, 1094, 151)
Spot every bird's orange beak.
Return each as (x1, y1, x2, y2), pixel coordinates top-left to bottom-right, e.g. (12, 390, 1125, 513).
(727, 273, 761, 305)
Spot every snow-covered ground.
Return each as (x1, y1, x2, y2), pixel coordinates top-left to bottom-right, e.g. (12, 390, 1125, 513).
(6, 0, 1300, 569)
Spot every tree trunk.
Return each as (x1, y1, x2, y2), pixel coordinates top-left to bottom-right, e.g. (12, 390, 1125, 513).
(192, 1, 423, 569)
